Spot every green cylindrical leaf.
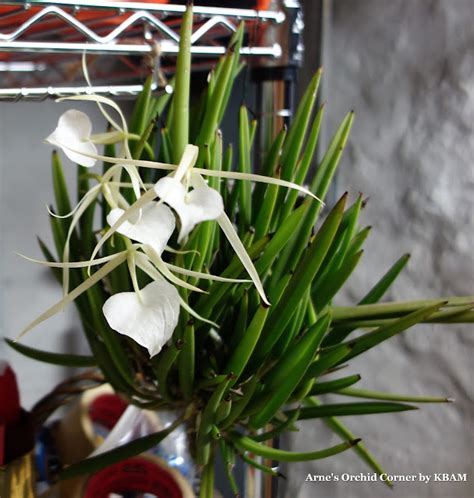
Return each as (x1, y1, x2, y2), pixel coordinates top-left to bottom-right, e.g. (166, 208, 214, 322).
(342, 302, 447, 362)
(229, 433, 359, 462)
(254, 194, 347, 361)
(291, 402, 417, 420)
(305, 397, 392, 487)
(60, 416, 184, 480)
(336, 387, 452, 403)
(313, 249, 364, 312)
(323, 253, 410, 346)
(238, 105, 252, 228)
(179, 322, 195, 400)
(309, 375, 362, 396)
(170, 3, 192, 162)
(303, 344, 352, 382)
(225, 305, 269, 381)
(249, 315, 331, 428)
(5, 339, 96, 368)
(265, 313, 331, 390)
(280, 69, 322, 181)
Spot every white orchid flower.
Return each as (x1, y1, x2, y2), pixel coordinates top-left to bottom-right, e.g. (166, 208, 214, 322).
(47, 89, 146, 203)
(85, 143, 324, 306)
(46, 110, 98, 168)
(105, 202, 206, 295)
(103, 280, 180, 358)
(45, 93, 146, 293)
(106, 202, 176, 256)
(154, 174, 224, 243)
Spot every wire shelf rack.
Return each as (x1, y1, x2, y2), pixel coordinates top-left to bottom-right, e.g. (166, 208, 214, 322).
(0, 0, 288, 100)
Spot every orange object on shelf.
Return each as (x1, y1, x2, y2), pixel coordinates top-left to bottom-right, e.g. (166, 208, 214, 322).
(257, 0, 272, 8)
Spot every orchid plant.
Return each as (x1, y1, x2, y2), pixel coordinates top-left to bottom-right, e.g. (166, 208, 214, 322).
(8, 5, 473, 497)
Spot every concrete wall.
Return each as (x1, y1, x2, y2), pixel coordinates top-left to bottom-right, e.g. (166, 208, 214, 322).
(285, 1, 473, 497)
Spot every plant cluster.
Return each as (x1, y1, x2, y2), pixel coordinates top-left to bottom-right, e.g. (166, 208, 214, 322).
(8, 5, 473, 496)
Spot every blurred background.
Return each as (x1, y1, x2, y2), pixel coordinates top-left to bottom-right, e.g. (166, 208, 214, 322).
(0, 1, 472, 497)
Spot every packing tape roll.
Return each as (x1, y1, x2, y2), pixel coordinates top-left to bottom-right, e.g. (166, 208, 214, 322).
(54, 384, 108, 465)
(82, 454, 194, 498)
(61, 454, 194, 498)
(54, 385, 194, 497)
(55, 384, 162, 464)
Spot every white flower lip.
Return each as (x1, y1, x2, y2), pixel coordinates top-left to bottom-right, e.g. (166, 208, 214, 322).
(106, 202, 176, 255)
(46, 109, 98, 168)
(103, 280, 180, 358)
(154, 173, 224, 243)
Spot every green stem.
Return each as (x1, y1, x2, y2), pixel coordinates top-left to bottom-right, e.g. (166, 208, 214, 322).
(170, 3, 192, 162)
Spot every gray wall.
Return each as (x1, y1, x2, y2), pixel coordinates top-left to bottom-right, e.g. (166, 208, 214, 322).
(0, 102, 105, 409)
(285, 1, 473, 497)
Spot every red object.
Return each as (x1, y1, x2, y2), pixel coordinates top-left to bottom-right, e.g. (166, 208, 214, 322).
(0, 361, 21, 426)
(88, 394, 128, 430)
(0, 421, 5, 465)
(84, 457, 184, 498)
(0, 362, 34, 465)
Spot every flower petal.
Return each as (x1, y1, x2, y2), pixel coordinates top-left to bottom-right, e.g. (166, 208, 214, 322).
(154, 175, 224, 242)
(103, 280, 180, 357)
(107, 203, 175, 255)
(58, 109, 93, 140)
(59, 140, 98, 168)
(135, 254, 218, 328)
(46, 109, 97, 167)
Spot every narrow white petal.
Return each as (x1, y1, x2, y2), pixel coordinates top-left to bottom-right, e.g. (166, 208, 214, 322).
(173, 144, 199, 182)
(164, 246, 200, 256)
(42, 144, 177, 173)
(143, 246, 205, 294)
(62, 185, 101, 294)
(46, 183, 99, 219)
(58, 94, 129, 136)
(17, 252, 127, 339)
(217, 212, 270, 306)
(79, 53, 122, 134)
(178, 296, 219, 328)
(165, 262, 251, 283)
(121, 163, 143, 201)
(103, 280, 180, 357)
(16, 250, 127, 268)
(193, 167, 324, 205)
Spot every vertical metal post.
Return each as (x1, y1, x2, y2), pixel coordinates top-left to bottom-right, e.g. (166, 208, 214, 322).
(251, 0, 304, 166)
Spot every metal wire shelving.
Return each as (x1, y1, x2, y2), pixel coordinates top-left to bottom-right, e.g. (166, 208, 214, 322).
(0, 0, 292, 100)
